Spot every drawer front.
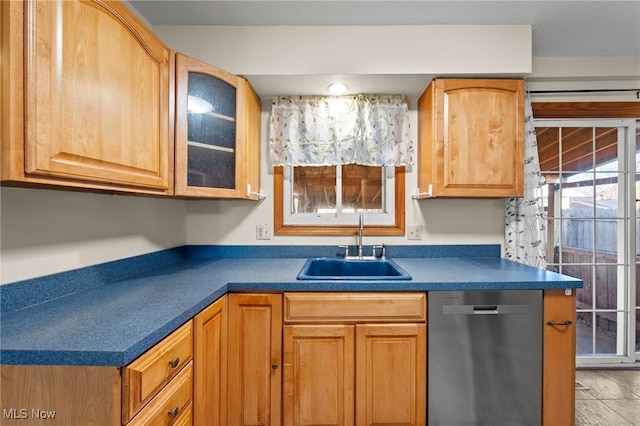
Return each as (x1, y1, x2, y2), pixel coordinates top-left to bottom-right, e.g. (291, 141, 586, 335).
(127, 362, 193, 426)
(123, 321, 193, 422)
(284, 292, 427, 323)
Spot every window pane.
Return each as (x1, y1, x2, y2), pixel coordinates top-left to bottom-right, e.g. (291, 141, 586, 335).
(595, 220, 620, 262)
(594, 265, 619, 310)
(569, 264, 594, 309)
(594, 172, 620, 218)
(536, 127, 560, 172)
(562, 219, 594, 260)
(594, 312, 618, 355)
(594, 127, 620, 172)
(561, 173, 596, 214)
(293, 166, 336, 214)
(541, 173, 560, 219)
(342, 165, 383, 213)
(576, 311, 594, 356)
(562, 127, 595, 172)
(545, 218, 561, 268)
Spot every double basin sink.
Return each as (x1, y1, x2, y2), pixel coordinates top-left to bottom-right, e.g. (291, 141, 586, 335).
(297, 257, 412, 281)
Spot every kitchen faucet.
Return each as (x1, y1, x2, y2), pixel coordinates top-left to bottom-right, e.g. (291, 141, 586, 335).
(357, 212, 364, 258)
(339, 213, 386, 259)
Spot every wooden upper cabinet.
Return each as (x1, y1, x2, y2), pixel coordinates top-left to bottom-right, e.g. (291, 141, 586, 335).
(1, 0, 171, 193)
(174, 53, 261, 199)
(417, 79, 524, 198)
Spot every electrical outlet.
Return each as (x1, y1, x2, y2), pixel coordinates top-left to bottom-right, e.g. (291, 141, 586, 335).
(256, 224, 271, 240)
(407, 225, 422, 240)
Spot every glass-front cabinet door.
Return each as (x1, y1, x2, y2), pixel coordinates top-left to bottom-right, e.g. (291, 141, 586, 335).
(175, 54, 261, 198)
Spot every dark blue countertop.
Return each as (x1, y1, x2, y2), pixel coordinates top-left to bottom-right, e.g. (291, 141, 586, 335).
(0, 245, 581, 366)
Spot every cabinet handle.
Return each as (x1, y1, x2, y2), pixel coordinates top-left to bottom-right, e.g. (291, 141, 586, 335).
(271, 362, 279, 370)
(546, 320, 573, 326)
(168, 357, 180, 368)
(168, 406, 179, 419)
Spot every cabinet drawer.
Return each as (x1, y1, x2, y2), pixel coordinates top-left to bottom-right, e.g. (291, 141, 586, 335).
(284, 292, 427, 323)
(127, 362, 193, 426)
(123, 321, 193, 423)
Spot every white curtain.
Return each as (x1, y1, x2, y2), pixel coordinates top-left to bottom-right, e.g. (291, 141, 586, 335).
(505, 89, 547, 268)
(269, 94, 413, 167)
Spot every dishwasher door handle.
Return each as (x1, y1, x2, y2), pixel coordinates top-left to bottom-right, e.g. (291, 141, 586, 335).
(443, 304, 530, 315)
(473, 305, 498, 313)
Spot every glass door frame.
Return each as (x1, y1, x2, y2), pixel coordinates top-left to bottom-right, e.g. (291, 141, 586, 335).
(534, 118, 637, 365)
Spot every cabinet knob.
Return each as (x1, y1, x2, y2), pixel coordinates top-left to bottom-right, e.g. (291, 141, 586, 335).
(168, 406, 179, 419)
(546, 320, 572, 326)
(168, 357, 180, 368)
(271, 362, 279, 370)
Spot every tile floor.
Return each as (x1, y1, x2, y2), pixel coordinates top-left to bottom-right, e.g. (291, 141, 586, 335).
(576, 369, 640, 425)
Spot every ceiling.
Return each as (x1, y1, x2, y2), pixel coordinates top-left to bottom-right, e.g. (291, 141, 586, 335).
(129, 0, 640, 57)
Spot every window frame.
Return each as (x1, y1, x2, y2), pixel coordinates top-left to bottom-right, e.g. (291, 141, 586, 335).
(274, 166, 405, 236)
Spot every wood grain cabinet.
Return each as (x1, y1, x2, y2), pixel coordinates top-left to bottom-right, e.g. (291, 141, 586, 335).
(123, 321, 193, 424)
(1, 0, 172, 194)
(0, 320, 193, 426)
(228, 293, 283, 426)
(174, 54, 262, 199)
(543, 289, 577, 426)
(283, 293, 427, 426)
(417, 79, 525, 198)
(193, 295, 228, 426)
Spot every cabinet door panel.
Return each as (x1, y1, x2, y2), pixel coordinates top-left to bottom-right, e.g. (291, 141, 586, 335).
(417, 79, 524, 198)
(176, 54, 243, 198)
(442, 85, 520, 191)
(283, 325, 355, 426)
(194, 296, 227, 426)
(543, 289, 576, 426)
(25, 0, 170, 190)
(356, 324, 426, 426)
(228, 294, 282, 426)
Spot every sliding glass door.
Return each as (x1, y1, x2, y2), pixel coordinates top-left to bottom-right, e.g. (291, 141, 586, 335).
(534, 119, 638, 364)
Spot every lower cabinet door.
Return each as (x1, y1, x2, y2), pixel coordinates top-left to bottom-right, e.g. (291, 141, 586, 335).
(194, 296, 227, 426)
(283, 325, 355, 426)
(543, 289, 577, 426)
(356, 324, 427, 426)
(283, 323, 426, 426)
(228, 293, 282, 426)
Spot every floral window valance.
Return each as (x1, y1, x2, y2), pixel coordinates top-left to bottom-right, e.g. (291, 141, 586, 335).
(269, 94, 414, 167)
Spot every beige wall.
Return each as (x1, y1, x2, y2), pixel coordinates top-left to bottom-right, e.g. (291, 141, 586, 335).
(0, 188, 187, 284)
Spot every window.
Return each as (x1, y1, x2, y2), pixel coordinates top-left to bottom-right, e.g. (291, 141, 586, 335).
(270, 94, 412, 236)
(535, 117, 638, 363)
(274, 165, 405, 235)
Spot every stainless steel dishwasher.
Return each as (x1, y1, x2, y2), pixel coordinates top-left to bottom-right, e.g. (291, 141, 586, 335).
(428, 290, 542, 426)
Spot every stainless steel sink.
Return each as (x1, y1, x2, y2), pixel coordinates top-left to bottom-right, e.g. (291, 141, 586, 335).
(296, 257, 412, 280)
